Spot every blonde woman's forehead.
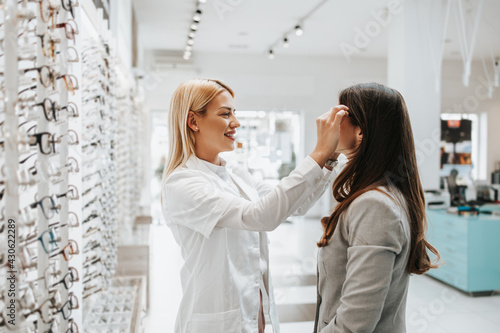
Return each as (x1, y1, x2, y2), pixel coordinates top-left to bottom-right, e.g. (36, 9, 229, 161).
(207, 90, 235, 110)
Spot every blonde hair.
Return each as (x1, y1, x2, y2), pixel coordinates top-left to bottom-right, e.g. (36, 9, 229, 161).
(162, 79, 234, 182)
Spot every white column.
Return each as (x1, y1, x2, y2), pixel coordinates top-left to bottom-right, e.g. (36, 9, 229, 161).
(387, 0, 443, 190)
(110, 0, 133, 69)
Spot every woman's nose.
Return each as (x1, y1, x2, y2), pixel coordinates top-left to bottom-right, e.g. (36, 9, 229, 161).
(231, 116, 241, 128)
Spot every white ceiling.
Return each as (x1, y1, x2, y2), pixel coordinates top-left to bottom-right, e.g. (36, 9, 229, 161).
(133, 0, 500, 61)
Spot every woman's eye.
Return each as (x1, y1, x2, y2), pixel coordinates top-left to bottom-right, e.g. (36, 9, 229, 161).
(222, 113, 230, 117)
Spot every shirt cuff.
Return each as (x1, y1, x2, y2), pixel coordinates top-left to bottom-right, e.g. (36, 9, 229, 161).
(297, 155, 324, 187)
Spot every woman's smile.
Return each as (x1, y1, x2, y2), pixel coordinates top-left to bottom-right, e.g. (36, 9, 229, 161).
(191, 90, 241, 164)
(224, 130, 236, 140)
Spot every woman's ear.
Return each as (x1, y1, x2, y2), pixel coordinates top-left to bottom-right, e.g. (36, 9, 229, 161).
(187, 111, 199, 132)
(356, 127, 363, 144)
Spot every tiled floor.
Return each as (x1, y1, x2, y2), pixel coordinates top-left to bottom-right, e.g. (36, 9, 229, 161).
(144, 213, 500, 333)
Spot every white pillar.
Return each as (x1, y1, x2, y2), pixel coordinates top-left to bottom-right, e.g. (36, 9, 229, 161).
(387, 0, 443, 190)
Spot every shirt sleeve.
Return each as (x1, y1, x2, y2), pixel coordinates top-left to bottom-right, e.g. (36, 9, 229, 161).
(292, 160, 345, 216)
(243, 160, 345, 217)
(162, 156, 324, 238)
(320, 192, 406, 333)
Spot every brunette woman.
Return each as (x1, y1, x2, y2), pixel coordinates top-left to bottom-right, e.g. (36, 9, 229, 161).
(314, 83, 440, 333)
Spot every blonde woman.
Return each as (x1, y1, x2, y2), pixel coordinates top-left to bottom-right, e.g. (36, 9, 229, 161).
(162, 79, 348, 333)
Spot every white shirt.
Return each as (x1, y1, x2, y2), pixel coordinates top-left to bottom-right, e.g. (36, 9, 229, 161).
(162, 155, 340, 333)
(199, 159, 269, 280)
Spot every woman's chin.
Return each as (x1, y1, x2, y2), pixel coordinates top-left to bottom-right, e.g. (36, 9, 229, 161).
(221, 145, 236, 152)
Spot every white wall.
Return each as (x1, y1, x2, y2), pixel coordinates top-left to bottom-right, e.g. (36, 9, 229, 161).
(144, 52, 500, 188)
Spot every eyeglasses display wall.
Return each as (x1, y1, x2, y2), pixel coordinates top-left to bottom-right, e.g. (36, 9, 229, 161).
(0, 1, 146, 332)
(114, 92, 145, 243)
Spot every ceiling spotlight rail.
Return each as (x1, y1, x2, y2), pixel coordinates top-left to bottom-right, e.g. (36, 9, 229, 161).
(184, 1, 206, 60)
(266, 0, 331, 59)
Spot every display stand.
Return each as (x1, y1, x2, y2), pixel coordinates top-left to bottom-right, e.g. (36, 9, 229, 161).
(0, 1, 146, 332)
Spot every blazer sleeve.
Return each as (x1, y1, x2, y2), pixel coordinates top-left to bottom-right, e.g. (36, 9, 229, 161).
(162, 156, 324, 238)
(320, 192, 406, 333)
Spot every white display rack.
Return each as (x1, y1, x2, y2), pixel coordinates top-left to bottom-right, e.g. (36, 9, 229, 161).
(83, 275, 146, 333)
(0, 1, 146, 332)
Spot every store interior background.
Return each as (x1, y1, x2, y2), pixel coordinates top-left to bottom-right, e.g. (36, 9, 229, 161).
(118, 0, 500, 331)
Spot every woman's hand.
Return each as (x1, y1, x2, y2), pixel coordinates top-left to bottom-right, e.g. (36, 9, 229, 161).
(309, 105, 349, 167)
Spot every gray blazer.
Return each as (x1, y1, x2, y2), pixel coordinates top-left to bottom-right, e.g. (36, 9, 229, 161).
(314, 187, 411, 333)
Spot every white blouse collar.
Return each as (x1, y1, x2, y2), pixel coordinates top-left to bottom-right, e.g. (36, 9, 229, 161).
(197, 156, 229, 181)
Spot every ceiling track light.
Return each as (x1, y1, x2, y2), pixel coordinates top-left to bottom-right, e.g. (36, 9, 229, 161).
(268, 49, 275, 60)
(265, 0, 331, 59)
(283, 37, 289, 48)
(184, 3, 207, 61)
(295, 25, 303, 36)
(193, 9, 202, 21)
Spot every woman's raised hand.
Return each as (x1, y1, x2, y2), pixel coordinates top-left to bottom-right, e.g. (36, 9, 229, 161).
(309, 105, 349, 167)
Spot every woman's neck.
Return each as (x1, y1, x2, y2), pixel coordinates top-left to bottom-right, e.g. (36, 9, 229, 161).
(195, 148, 221, 166)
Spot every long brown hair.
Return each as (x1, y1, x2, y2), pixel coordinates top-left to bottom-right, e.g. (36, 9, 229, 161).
(318, 82, 440, 275)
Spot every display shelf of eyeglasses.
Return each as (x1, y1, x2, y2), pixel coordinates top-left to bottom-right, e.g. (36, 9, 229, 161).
(0, 261, 80, 331)
(79, 87, 118, 296)
(113, 97, 142, 233)
(82, 275, 145, 333)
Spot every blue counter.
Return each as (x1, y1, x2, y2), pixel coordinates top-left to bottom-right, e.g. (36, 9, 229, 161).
(426, 209, 500, 294)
